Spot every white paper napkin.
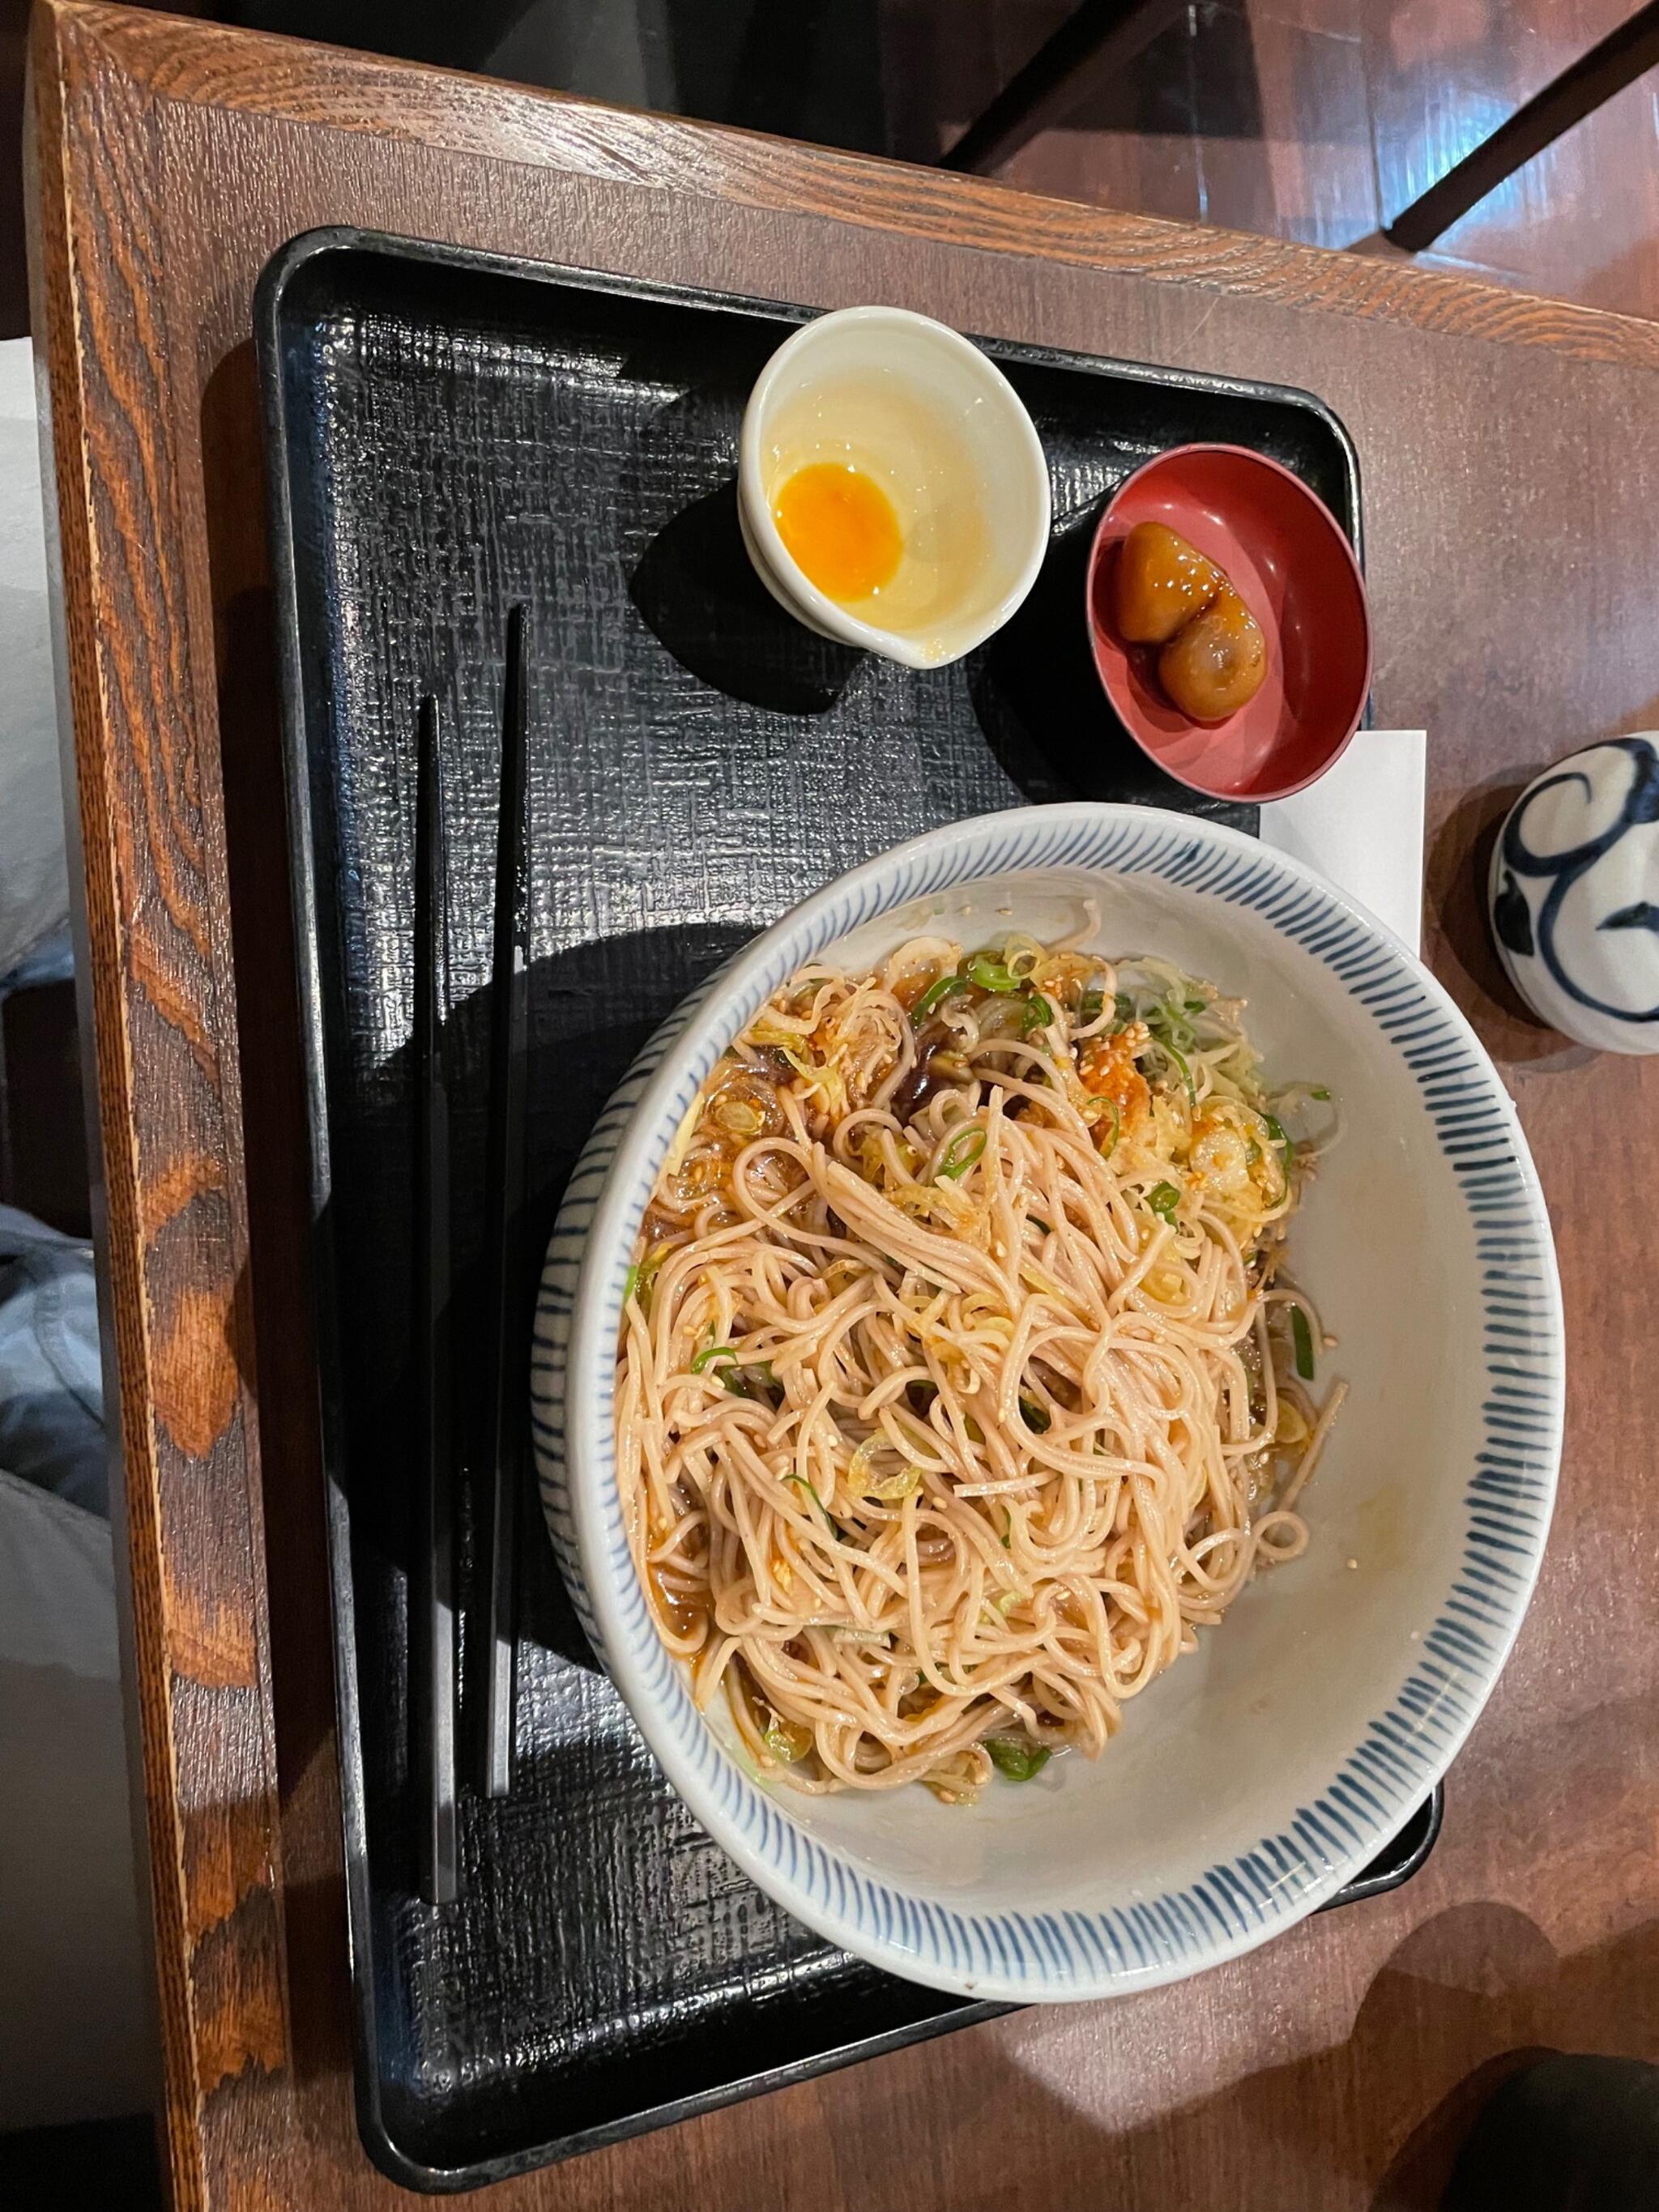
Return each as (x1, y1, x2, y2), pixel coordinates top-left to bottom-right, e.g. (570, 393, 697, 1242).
(1259, 731, 1427, 957)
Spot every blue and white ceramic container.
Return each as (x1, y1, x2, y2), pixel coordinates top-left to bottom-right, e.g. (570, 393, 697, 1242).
(535, 804, 1563, 2002)
(1490, 735, 1659, 1055)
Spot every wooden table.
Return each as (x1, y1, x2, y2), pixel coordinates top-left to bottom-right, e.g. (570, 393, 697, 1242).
(25, 5, 1659, 2206)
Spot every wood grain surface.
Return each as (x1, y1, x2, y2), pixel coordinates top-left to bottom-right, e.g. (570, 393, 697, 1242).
(25, 6, 1659, 2208)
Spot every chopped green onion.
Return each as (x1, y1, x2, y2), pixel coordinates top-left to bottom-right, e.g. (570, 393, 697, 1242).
(912, 971, 963, 1021)
(1147, 1181, 1181, 1223)
(966, 953, 1020, 994)
(1310, 1085, 1332, 1102)
(1030, 1217, 1052, 1236)
(691, 1343, 738, 1373)
(985, 1736, 1051, 1782)
(1147, 1002, 1196, 1054)
(1264, 1111, 1294, 1184)
(626, 1246, 667, 1317)
(994, 1588, 1025, 1615)
(936, 1126, 987, 1180)
(787, 1474, 834, 1528)
(1290, 1302, 1316, 1381)
(723, 1359, 778, 1402)
(762, 1718, 812, 1764)
(1113, 991, 1134, 1029)
(1160, 1038, 1196, 1107)
(719, 1097, 770, 1138)
(864, 1464, 921, 1502)
(1018, 1396, 1051, 1434)
(1021, 992, 1054, 1034)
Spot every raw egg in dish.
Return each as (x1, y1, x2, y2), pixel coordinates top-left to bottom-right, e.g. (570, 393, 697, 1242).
(758, 375, 992, 643)
(773, 462, 902, 604)
(740, 305, 1051, 667)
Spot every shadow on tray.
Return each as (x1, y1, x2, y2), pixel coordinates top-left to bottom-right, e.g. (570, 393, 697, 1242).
(330, 917, 755, 1685)
(629, 475, 862, 714)
(630, 479, 1253, 826)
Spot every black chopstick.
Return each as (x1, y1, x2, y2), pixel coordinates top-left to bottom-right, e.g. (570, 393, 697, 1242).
(413, 692, 462, 1903)
(471, 607, 531, 1797)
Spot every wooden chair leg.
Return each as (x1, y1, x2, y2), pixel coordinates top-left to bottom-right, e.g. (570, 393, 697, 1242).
(938, 0, 1189, 176)
(1385, 0, 1659, 251)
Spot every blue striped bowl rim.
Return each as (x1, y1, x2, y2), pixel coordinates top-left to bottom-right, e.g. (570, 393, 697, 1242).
(530, 803, 1563, 2001)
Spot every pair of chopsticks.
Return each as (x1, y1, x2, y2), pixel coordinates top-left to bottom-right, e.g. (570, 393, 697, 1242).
(412, 607, 531, 1906)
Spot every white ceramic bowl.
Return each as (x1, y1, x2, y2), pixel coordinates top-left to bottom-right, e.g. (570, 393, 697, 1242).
(1489, 735, 1659, 1053)
(737, 305, 1051, 668)
(532, 804, 1563, 2002)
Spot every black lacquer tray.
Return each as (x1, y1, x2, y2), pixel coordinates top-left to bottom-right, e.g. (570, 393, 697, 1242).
(257, 228, 1438, 2192)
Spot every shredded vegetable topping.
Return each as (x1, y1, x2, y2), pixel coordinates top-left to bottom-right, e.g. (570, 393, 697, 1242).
(616, 933, 1344, 1801)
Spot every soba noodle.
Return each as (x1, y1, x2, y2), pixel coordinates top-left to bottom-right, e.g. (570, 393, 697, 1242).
(615, 931, 1342, 1801)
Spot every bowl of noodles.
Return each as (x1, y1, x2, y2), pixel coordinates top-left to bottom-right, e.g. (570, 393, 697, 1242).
(531, 803, 1562, 2001)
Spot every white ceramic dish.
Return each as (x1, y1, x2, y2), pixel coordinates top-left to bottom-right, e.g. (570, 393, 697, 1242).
(736, 305, 1051, 669)
(1489, 735, 1659, 1054)
(532, 804, 1563, 2002)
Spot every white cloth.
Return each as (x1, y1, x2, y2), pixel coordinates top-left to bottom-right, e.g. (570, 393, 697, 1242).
(0, 338, 70, 982)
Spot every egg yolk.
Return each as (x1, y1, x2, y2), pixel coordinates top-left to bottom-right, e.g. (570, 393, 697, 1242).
(773, 463, 902, 604)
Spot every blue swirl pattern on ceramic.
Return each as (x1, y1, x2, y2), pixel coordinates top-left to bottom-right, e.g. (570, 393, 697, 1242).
(1491, 736, 1659, 1054)
(535, 803, 1563, 2001)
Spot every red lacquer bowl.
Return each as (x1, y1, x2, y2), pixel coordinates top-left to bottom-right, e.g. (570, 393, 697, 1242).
(1086, 443, 1372, 802)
